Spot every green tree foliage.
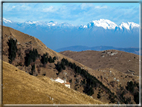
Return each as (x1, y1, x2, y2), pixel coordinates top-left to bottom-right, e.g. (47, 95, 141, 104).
(109, 95, 116, 103)
(83, 85, 94, 96)
(41, 53, 56, 64)
(30, 64, 35, 75)
(97, 91, 101, 99)
(41, 53, 48, 65)
(125, 81, 139, 104)
(57, 58, 116, 98)
(134, 92, 139, 104)
(124, 97, 131, 104)
(24, 48, 39, 66)
(55, 62, 62, 73)
(126, 81, 134, 93)
(69, 79, 72, 83)
(53, 56, 56, 61)
(7, 38, 18, 63)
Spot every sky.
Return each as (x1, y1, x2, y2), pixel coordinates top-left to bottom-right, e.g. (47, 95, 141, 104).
(3, 2, 140, 26)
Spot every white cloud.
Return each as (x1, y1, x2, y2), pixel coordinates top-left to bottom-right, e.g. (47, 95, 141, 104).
(12, 6, 15, 8)
(43, 6, 57, 12)
(95, 6, 108, 9)
(81, 3, 94, 10)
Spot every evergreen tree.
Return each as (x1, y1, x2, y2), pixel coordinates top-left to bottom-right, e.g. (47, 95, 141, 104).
(24, 48, 39, 66)
(30, 64, 35, 75)
(7, 38, 18, 63)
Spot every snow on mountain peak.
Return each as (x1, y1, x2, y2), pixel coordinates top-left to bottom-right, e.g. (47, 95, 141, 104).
(47, 21, 58, 26)
(90, 19, 118, 29)
(83, 25, 87, 28)
(119, 22, 130, 30)
(3, 18, 139, 30)
(26, 21, 39, 24)
(3, 18, 12, 23)
(119, 22, 139, 30)
(79, 24, 87, 29)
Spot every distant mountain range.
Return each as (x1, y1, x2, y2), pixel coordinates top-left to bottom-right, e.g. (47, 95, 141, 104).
(3, 18, 140, 30)
(55, 46, 140, 55)
(3, 18, 139, 50)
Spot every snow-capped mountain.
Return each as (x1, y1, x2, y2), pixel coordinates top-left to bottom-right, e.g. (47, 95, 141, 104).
(119, 22, 140, 30)
(25, 21, 42, 25)
(2, 18, 139, 30)
(46, 21, 58, 26)
(87, 19, 118, 29)
(3, 18, 12, 23)
(85, 19, 139, 30)
(2, 18, 139, 50)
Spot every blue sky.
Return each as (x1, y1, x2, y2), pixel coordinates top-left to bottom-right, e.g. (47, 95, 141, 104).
(3, 2, 140, 25)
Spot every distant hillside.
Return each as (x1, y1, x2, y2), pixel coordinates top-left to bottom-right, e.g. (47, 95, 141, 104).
(60, 50, 139, 104)
(60, 50, 139, 76)
(56, 46, 140, 55)
(3, 60, 103, 104)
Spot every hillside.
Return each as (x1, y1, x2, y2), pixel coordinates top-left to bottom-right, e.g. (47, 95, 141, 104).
(55, 45, 139, 55)
(60, 50, 139, 76)
(3, 60, 103, 104)
(2, 26, 139, 104)
(60, 50, 140, 104)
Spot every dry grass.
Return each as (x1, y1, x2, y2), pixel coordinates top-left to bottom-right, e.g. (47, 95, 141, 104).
(3, 61, 104, 104)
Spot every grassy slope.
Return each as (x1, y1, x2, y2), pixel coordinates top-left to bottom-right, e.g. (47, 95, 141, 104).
(3, 61, 104, 104)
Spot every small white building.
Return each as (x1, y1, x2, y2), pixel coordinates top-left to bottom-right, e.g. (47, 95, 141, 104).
(55, 77, 70, 88)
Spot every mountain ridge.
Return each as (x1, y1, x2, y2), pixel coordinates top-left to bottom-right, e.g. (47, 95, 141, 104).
(3, 18, 139, 50)
(3, 18, 139, 30)
(55, 45, 140, 55)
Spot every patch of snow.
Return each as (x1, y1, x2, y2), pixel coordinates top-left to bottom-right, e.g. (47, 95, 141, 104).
(91, 19, 118, 29)
(83, 25, 87, 28)
(119, 22, 130, 30)
(3, 18, 12, 23)
(47, 21, 58, 26)
(119, 22, 139, 30)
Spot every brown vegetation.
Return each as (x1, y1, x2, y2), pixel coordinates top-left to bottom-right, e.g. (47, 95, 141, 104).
(3, 60, 104, 104)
